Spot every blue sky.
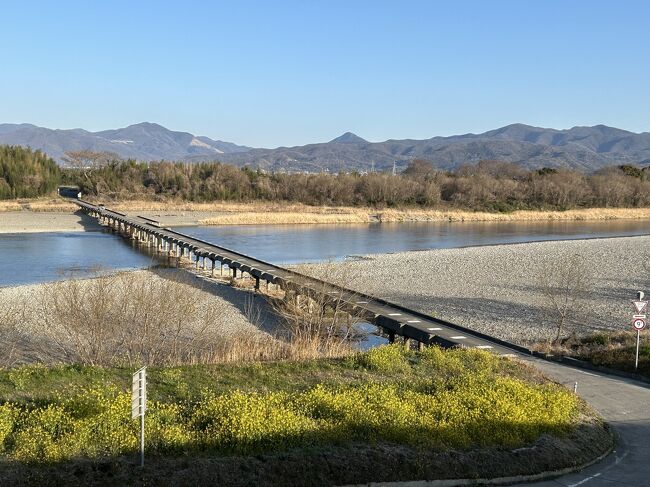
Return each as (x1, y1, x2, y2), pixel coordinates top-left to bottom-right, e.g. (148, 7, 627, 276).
(1, 0, 649, 147)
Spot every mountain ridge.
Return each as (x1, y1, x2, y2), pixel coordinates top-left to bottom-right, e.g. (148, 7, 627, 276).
(0, 122, 252, 163)
(1, 122, 649, 172)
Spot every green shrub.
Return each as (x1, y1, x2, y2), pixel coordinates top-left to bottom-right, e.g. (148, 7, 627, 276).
(356, 344, 411, 373)
(0, 404, 19, 451)
(0, 346, 582, 463)
(193, 390, 316, 454)
(583, 333, 610, 346)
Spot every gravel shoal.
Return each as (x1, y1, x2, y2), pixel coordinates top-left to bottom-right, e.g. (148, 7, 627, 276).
(0, 211, 102, 233)
(0, 210, 241, 233)
(301, 236, 650, 344)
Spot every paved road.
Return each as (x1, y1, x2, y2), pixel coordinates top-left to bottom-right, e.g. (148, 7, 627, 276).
(515, 359, 650, 487)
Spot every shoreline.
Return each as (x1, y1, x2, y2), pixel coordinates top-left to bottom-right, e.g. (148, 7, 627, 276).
(3, 234, 646, 345)
(299, 234, 650, 344)
(2, 201, 650, 233)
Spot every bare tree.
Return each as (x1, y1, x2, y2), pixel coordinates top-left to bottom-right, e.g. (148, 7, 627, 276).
(62, 150, 120, 195)
(268, 263, 368, 357)
(537, 254, 593, 343)
(0, 296, 27, 366)
(39, 270, 218, 366)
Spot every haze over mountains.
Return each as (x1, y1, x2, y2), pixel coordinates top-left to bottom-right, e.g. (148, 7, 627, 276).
(1, 122, 649, 173)
(0, 122, 251, 163)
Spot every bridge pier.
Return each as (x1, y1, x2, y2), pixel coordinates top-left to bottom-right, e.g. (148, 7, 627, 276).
(73, 200, 519, 359)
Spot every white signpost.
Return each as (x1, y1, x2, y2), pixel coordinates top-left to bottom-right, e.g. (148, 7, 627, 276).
(132, 366, 147, 467)
(631, 292, 647, 371)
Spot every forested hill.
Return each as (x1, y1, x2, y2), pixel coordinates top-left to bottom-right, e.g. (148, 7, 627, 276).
(1, 122, 650, 172)
(218, 124, 650, 173)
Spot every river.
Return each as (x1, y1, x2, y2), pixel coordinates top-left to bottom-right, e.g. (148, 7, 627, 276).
(0, 219, 648, 287)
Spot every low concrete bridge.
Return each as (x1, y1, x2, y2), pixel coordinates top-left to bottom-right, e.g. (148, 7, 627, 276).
(75, 200, 530, 357)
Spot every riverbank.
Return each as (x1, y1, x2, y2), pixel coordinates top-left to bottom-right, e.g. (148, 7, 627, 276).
(0, 268, 276, 365)
(300, 235, 650, 344)
(2, 198, 650, 231)
(0, 347, 611, 486)
(0, 210, 103, 233)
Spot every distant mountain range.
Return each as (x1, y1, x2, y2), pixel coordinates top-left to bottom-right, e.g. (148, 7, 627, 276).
(0, 122, 251, 163)
(1, 122, 650, 172)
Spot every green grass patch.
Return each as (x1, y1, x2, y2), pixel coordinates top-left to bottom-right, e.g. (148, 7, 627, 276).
(0, 346, 580, 464)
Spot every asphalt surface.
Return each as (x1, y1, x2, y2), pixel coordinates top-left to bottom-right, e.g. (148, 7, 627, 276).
(516, 359, 650, 487)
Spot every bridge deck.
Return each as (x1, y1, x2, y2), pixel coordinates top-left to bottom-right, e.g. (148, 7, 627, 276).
(74, 199, 531, 358)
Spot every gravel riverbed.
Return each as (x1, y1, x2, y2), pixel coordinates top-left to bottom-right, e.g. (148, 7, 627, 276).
(301, 235, 650, 344)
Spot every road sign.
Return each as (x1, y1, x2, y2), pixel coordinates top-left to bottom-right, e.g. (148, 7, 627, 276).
(131, 366, 146, 419)
(632, 300, 648, 314)
(633, 292, 647, 371)
(132, 366, 146, 467)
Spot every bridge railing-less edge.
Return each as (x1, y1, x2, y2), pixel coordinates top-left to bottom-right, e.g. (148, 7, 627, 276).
(73, 199, 532, 356)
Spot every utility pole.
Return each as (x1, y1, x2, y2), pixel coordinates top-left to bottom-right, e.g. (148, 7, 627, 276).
(392, 160, 397, 176)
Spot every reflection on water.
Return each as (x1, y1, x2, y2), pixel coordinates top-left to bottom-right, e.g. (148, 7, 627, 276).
(355, 323, 390, 350)
(0, 231, 162, 287)
(177, 219, 650, 265)
(0, 219, 648, 287)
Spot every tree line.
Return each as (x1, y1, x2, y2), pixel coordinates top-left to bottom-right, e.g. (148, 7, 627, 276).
(2, 146, 650, 210)
(0, 145, 60, 199)
(61, 154, 650, 210)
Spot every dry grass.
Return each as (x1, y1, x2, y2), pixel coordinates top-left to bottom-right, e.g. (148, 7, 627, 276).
(0, 201, 22, 211)
(373, 207, 650, 223)
(201, 211, 369, 225)
(3, 197, 650, 224)
(0, 198, 77, 212)
(196, 333, 352, 364)
(200, 206, 650, 225)
(532, 330, 650, 377)
(0, 268, 355, 367)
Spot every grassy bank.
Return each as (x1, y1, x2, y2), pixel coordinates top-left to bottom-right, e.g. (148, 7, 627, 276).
(199, 206, 650, 225)
(0, 346, 611, 486)
(535, 331, 650, 378)
(3, 197, 650, 225)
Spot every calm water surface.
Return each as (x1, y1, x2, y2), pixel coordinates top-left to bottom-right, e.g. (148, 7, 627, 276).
(1, 219, 648, 286)
(0, 231, 158, 287)
(176, 219, 650, 264)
